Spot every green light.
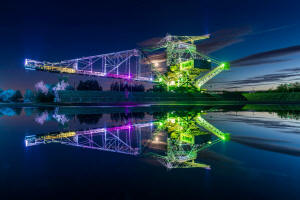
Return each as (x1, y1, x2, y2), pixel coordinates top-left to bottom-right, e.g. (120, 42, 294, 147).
(150, 111, 229, 169)
(179, 60, 194, 71)
(223, 62, 230, 70)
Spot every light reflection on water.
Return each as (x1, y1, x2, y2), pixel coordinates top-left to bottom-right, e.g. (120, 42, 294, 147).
(0, 105, 300, 199)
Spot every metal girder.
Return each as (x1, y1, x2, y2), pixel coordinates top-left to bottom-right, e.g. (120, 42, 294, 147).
(151, 34, 220, 66)
(195, 63, 229, 89)
(25, 49, 154, 82)
(195, 114, 228, 140)
(25, 122, 153, 155)
(157, 34, 210, 47)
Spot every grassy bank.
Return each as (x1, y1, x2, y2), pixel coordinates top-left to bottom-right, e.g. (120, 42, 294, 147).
(243, 92, 300, 103)
(1, 91, 299, 106)
(57, 91, 217, 103)
(57, 90, 248, 103)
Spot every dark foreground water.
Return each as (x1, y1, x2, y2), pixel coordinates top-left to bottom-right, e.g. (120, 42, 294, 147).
(0, 105, 300, 199)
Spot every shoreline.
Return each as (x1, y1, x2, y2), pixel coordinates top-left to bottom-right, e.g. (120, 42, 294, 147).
(1, 101, 300, 108)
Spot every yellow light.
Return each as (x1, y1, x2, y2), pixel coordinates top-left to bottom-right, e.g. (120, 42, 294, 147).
(170, 81, 175, 86)
(43, 131, 76, 140)
(154, 63, 159, 67)
(42, 66, 76, 74)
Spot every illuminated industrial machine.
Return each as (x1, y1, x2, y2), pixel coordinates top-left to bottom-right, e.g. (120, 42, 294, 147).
(24, 34, 229, 91)
(146, 111, 229, 169)
(142, 34, 230, 91)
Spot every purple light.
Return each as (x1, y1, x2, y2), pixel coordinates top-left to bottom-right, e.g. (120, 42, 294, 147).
(106, 73, 133, 80)
(106, 124, 133, 131)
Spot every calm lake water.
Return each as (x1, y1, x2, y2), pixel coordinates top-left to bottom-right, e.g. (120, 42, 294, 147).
(0, 105, 300, 199)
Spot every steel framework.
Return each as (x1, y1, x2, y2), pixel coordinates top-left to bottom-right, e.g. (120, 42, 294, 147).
(156, 34, 212, 66)
(24, 34, 230, 90)
(149, 113, 229, 169)
(25, 122, 153, 155)
(195, 63, 230, 89)
(195, 113, 230, 140)
(143, 34, 230, 90)
(25, 49, 153, 82)
(24, 113, 229, 170)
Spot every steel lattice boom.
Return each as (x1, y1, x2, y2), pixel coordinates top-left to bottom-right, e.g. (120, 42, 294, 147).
(195, 114, 230, 140)
(25, 123, 153, 155)
(195, 62, 230, 89)
(25, 49, 154, 82)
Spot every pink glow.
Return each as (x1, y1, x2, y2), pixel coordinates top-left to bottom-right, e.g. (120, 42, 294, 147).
(107, 124, 133, 131)
(107, 73, 133, 80)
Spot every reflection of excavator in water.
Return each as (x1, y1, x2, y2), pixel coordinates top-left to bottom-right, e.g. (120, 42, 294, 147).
(147, 112, 230, 169)
(25, 111, 229, 170)
(25, 123, 147, 155)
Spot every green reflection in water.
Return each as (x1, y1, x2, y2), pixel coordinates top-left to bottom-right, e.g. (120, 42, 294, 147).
(25, 110, 230, 170)
(149, 111, 229, 169)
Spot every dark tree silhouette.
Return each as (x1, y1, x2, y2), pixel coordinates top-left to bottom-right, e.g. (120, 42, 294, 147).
(110, 82, 145, 92)
(77, 80, 102, 91)
(35, 92, 55, 102)
(77, 114, 103, 124)
(275, 82, 300, 92)
(11, 90, 23, 102)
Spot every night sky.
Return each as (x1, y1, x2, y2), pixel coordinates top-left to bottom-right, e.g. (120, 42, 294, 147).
(1, 0, 300, 92)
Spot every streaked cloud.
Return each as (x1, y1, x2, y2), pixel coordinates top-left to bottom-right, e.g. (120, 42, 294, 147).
(216, 66, 300, 90)
(231, 45, 300, 67)
(197, 26, 252, 54)
(137, 37, 163, 48)
(278, 67, 300, 73)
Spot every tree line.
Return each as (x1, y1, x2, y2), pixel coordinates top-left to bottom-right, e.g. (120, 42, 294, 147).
(0, 89, 23, 102)
(0, 79, 147, 103)
(110, 82, 145, 92)
(273, 82, 300, 92)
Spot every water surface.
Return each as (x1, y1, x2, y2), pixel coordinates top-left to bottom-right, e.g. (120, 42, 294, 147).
(0, 105, 300, 199)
